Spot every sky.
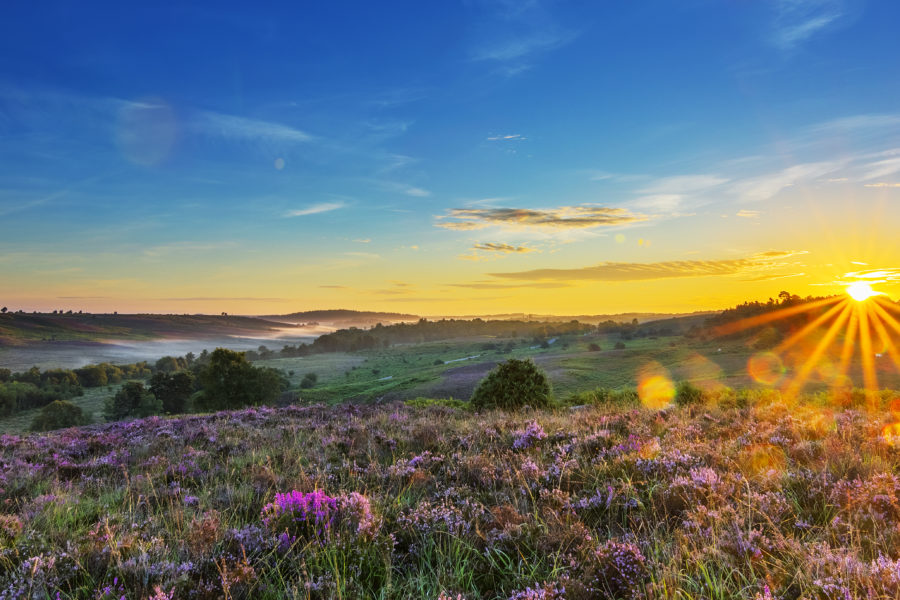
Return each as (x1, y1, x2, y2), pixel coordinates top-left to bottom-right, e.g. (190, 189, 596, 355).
(2, 0, 900, 316)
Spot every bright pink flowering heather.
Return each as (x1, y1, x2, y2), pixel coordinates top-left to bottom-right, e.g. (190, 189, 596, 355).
(261, 490, 337, 533)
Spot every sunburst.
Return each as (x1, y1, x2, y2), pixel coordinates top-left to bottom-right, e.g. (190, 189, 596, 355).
(713, 282, 900, 404)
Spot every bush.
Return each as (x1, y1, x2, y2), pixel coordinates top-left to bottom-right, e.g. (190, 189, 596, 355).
(300, 372, 318, 389)
(29, 400, 89, 431)
(470, 359, 552, 410)
(104, 382, 162, 421)
(614, 341, 626, 350)
(565, 386, 640, 407)
(674, 380, 706, 406)
(588, 343, 601, 351)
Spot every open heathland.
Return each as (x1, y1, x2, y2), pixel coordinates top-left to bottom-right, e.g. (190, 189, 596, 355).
(3, 392, 900, 598)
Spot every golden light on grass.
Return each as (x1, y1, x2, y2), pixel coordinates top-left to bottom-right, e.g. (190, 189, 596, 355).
(741, 444, 786, 480)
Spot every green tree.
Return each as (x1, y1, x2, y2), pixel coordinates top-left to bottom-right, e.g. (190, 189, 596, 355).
(470, 358, 552, 410)
(30, 400, 89, 432)
(194, 348, 288, 411)
(75, 365, 108, 387)
(149, 370, 195, 414)
(155, 355, 184, 373)
(104, 382, 161, 421)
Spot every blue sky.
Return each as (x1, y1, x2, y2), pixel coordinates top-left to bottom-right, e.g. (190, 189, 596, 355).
(2, 0, 900, 314)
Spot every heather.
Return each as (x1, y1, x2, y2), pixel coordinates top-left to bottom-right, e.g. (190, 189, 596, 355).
(2, 393, 900, 599)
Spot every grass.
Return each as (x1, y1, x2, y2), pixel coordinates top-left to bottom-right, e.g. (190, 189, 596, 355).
(0, 384, 123, 434)
(4, 392, 900, 598)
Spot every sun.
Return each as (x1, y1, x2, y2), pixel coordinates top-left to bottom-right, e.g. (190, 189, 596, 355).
(846, 281, 879, 302)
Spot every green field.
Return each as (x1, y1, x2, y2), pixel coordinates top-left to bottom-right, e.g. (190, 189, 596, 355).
(5, 324, 900, 435)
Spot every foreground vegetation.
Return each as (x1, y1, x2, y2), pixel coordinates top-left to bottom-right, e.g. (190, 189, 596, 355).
(3, 388, 900, 598)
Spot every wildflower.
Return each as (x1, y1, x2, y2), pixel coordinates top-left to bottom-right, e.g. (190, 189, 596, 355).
(513, 420, 547, 450)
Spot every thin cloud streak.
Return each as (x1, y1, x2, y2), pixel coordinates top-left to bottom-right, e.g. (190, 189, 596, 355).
(284, 202, 345, 217)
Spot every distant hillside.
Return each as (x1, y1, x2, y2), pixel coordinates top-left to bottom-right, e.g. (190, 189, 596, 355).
(262, 309, 419, 327)
(428, 311, 716, 325)
(0, 312, 293, 347)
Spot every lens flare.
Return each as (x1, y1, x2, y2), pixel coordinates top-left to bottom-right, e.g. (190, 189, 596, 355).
(847, 281, 878, 302)
(747, 352, 785, 385)
(882, 423, 900, 446)
(638, 374, 674, 409)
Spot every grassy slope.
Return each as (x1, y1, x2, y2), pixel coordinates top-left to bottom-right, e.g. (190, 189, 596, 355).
(0, 384, 127, 434)
(0, 313, 291, 346)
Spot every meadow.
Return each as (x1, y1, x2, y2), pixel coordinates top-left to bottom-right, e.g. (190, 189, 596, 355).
(3, 390, 900, 599)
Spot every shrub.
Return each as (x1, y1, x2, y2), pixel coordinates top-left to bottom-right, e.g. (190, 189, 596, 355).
(104, 382, 162, 421)
(614, 341, 626, 350)
(29, 400, 89, 431)
(300, 372, 318, 389)
(470, 359, 551, 410)
(675, 380, 706, 406)
(588, 342, 601, 351)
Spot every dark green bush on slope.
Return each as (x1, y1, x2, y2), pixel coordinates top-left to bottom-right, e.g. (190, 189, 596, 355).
(470, 358, 552, 410)
(674, 380, 706, 407)
(29, 400, 89, 431)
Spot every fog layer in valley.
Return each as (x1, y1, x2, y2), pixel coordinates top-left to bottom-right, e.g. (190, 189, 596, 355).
(0, 326, 334, 372)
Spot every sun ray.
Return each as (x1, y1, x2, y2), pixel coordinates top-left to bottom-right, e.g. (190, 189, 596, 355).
(857, 302, 879, 408)
(868, 302, 900, 375)
(835, 305, 860, 392)
(783, 303, 853, 398)
(713, 296, 842, 337)
(774, 298, 849, 354)
(871, 298, 900, 338)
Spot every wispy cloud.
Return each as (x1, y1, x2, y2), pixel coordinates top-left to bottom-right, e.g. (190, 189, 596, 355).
(471, 31, 575, 63)
(473, 242, 537, 253)
(284, 202, 345, 217)
(487, 133, 525, 141)
(769, 0, 845, 50)
(638, 175, 729, 195)
(436, 205, 648, 230)
(377, 181, 432, 197)
(190, 110, 314, 144)
(487, 250, 808, 282)
(864, 182, 900, 188)
(343, 251, 380, 259)
(732, 160, 843, 201)
(466, 0, 577, 75)
(736, 209, 761, 218)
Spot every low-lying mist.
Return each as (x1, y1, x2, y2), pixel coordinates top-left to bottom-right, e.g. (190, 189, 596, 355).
(0, 326, 332, 372)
